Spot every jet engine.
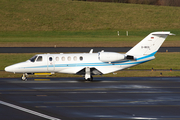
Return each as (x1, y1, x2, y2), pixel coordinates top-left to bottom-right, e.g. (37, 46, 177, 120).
(125, 55, 136, 60)
(98, 52, 125, 62)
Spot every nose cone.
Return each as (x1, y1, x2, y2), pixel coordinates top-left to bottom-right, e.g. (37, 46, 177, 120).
(5, 65, 14, 72)
(5, 62, 27, 73)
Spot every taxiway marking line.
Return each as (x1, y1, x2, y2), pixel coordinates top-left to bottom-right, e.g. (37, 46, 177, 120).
(0, 100, 60, 120)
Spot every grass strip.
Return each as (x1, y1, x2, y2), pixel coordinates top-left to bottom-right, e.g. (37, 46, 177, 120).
(1, 70, 180, 78)
(1, 0, 180, 31)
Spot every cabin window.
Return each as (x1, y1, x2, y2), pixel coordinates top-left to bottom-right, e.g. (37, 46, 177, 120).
(36, 56, 42, 62)
(61, 57, 65, 61)
(29, 55, 37, 62)
(49, 57, 53, 61)
(68, 56, 71, 61)
(80, 56, 83, 61)
(56, 57, 59, 61)
(73, 56, 77, 61)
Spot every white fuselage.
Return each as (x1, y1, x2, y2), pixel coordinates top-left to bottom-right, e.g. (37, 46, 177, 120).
(5, 52, 155, 75)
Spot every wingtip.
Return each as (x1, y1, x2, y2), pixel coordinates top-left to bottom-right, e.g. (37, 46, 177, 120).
(169, 33, 175, 36)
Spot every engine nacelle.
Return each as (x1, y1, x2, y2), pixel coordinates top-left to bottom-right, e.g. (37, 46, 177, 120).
(98, 52, 125, 62)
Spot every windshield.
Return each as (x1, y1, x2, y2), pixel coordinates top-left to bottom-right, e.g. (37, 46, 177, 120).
(29, 55, 37, 62)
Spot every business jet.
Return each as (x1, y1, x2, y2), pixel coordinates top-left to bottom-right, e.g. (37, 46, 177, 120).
(5, 31, 174, 81)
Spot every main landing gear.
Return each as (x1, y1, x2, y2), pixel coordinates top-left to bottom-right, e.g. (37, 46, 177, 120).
(85, 67, 93, 81)
(85, 76, 93, 81)
(21, 73, 27, 81)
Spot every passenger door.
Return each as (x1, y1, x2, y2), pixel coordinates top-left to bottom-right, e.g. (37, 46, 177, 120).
(47, 56, 55, 71)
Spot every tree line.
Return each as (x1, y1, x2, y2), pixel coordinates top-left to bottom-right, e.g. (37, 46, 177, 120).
(75, 0, 180, 7)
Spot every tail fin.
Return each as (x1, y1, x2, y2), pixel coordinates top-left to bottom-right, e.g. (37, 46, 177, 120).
(126, 31, 174, 56)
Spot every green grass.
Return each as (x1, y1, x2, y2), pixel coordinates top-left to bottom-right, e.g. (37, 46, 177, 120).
(105, 71, 180, 77)
(131, 52, 180, 70)
(1, 0, 180, 31)
(1, 53, 35, 70)
(0, 0, 180, 47)
(1, 71, 180, 78)
(0, 31, 179, 47)
(1, 30, 180, 38)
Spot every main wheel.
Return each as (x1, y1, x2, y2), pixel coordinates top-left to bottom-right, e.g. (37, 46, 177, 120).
(86, 76, 93, 81)
(90, 76, 93, 81)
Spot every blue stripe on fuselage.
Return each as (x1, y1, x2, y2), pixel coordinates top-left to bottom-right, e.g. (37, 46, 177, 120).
(24, 52, 156, 69)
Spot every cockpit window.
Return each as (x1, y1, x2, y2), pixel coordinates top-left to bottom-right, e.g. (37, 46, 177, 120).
(29, 55, 37, 62)
(36, 56, 42, 62)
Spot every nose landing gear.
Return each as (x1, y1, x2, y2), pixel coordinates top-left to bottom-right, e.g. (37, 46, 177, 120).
(21, 73, 27, 81)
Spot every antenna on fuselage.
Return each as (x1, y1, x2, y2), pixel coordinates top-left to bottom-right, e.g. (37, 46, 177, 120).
(89, 49, 93, 53)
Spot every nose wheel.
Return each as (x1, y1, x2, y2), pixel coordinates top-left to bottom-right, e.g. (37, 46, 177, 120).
(21, 74, 27, 81)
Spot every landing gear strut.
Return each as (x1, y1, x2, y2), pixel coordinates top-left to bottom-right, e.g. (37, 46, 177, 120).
(85, 67, 93, 81)
(21, 73, 27, 81)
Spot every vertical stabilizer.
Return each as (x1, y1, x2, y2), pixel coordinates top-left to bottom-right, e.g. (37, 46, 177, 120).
(126, 31, 174, 56)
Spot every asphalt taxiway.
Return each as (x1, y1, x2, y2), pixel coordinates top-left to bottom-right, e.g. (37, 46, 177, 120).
(0, 77, 180, 120)
(0, 47, 179, 53)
